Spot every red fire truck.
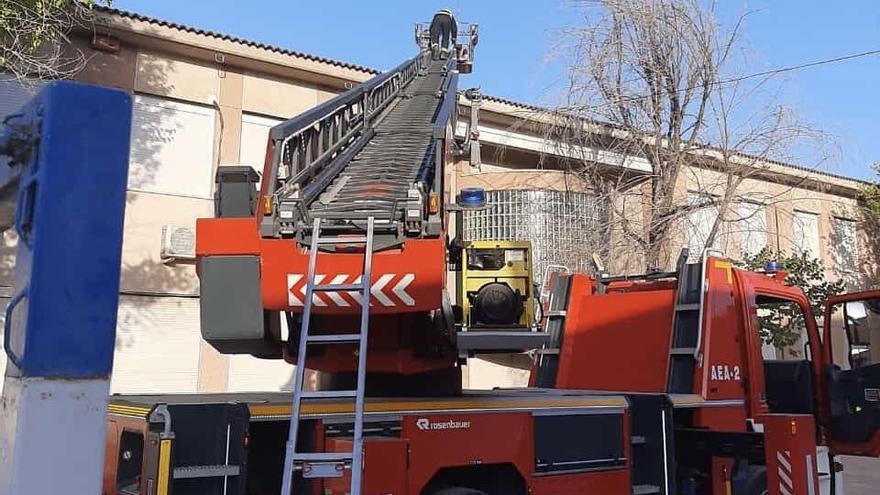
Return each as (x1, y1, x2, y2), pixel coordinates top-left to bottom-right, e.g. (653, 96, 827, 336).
(105, 11, 880, 495)
(103, 255, 880, 495)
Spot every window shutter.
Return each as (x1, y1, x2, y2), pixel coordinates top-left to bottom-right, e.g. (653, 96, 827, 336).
(129, 94, 216, 198)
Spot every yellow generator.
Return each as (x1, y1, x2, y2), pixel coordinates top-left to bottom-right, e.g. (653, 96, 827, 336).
(458, 240, 536, 330)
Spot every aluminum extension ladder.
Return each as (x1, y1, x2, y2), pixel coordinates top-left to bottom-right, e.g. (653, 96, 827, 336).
(280, 217, 375, 495)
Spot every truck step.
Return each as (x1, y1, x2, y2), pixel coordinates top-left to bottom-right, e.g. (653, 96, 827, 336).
(669, 347, 697, 355)
(632, 484, 662, 495)
(316, 236, 368, 245)
(293, 452, 353, 462)
(301, 390, 358, 399)
(308, 333, 362, 344)
(675, 303, 700, 311)
(173, 464, 240, 479)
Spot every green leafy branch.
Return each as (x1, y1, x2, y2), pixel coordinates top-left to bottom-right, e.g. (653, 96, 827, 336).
(739, 248, 845, 351)
(0, 0, 109, 79)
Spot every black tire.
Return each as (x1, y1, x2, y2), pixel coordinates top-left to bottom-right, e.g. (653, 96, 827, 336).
(428, 488, 488, 495)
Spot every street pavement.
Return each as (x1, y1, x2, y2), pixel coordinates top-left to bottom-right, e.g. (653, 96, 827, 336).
(841, 456, 880, 494)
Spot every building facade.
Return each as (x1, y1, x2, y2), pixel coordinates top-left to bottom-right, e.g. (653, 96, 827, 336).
(0, 7, 870, 393)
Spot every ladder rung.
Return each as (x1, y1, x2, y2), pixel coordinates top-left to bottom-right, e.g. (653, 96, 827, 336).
(535, 348, 560, 355)
(545, 310, 567, 317)
(293, 452, 353, 462)
(301, 390, 358, 399)
(316, 236, 368, 245)
(675, 303, 700, 311)
(313, 283, 364, 292)
(308, 333, 362, 344)
(633, 485, 662, 495)
(670, 347, 697, 355)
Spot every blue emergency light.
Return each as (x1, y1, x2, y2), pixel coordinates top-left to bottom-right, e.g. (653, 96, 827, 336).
(458, 187, 486, 208)
(765, 261, 782, 273)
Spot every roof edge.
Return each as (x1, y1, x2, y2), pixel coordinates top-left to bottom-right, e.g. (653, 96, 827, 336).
(92, 6, 380, 76)
(92, 6, 869, 190)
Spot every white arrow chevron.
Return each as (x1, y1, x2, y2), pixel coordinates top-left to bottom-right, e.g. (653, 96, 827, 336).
(393, 273, 415, 306)
(288, 274, 303, 306)
(348, 275, 364, 306)
(371, 274, 395, 306)
(300, 274, 327, 306)
(324, 274, 350, 307)
(288, 272, 416, 308)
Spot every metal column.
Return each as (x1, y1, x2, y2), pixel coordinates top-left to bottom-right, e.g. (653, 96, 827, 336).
(0, 82, 132, 495)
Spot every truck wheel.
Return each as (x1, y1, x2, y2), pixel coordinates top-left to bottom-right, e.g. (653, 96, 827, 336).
(428, 488, 488, 495)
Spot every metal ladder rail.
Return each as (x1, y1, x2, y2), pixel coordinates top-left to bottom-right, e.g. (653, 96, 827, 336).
(666, 257, 706, 394)
(280, 216, 375, 495)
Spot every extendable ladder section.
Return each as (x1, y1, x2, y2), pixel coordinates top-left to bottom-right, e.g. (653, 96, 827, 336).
(280, 217, 375, 495)
(666, 258, 705, 394)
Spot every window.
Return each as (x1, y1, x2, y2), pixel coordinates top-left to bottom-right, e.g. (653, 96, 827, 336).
(462, 189, 605, 280)
(128, 94, 216, 198)
(792, 210, 820, 259)
(116, 429, 144, 494)
(832, 217, 858, 277)
(239, 113, 283, 173)
(685, 193, 729, 260)
(737, 202, 767, 257)
(755, 295, 810, 360)
(112, 296, 201, 393)
(756, 295, 816, 415)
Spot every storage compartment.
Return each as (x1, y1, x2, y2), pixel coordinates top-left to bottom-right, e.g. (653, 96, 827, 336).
(534, 413, 626, 473)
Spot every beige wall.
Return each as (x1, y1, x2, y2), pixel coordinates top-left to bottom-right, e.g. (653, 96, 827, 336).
(135, 50, 219, 104)
(242, 72, 326, 118)
(120, 192, 210, 295)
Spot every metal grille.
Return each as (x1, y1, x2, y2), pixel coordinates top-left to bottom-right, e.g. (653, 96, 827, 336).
(463, 190, 605, 281)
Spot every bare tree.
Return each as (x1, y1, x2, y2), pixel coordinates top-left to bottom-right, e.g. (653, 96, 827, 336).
(0, 0, 107, 81)
(545, 0, 828, 271)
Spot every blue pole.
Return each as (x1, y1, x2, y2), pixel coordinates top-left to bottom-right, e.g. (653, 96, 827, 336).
(0, 82, 131, 495)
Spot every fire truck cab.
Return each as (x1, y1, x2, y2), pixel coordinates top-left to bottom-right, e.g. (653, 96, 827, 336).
(535, 254, 880, 493)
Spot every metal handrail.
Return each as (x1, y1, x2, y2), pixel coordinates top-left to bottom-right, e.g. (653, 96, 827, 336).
(267, 54, 424, 206)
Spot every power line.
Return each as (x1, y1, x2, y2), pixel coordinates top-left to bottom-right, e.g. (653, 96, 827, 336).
(720, 48, 880, 86)
(568, 47, 880, 114)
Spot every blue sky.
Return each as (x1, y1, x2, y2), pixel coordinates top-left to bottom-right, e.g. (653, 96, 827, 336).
(114, 0, 880, 179)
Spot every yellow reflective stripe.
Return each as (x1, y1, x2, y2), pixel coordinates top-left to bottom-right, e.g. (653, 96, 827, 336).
(714, 260, 733, 284)
(250, 396, 628, 418)
(108, 404, 151, 418)
(157, 439, 172, 495)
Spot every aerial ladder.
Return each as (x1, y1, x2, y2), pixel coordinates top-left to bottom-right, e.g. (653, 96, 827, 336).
(197, 10, 525, 493)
